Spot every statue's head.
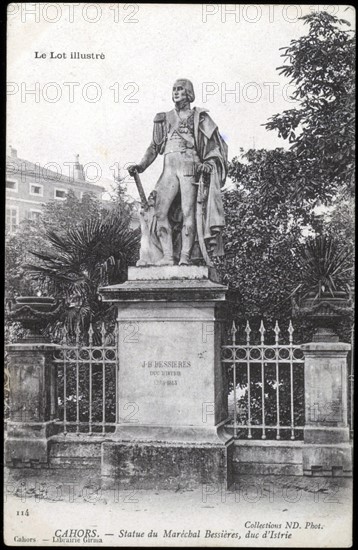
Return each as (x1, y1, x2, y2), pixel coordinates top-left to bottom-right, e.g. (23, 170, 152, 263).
(172, 79, 195, 104)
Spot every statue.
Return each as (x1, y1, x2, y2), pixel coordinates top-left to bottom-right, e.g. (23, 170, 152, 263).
(128, 79, 228, 267)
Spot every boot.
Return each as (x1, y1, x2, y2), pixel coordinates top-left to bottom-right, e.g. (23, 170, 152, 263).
(155, 226, 174, 266)
(179, 251, 190, 265)
(179, 228, 194, 265)
(156, 256, 174, 266)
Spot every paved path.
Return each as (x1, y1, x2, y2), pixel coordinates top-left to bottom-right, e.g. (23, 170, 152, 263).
(4, 472, 352, 547)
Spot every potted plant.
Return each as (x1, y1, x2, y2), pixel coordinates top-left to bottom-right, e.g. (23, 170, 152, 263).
(291, 234, 354, 342)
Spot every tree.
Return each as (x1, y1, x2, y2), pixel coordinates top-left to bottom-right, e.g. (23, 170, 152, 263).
(323, 192, 355, 258)
(42, 190, 112, 233)
(5, 219, 48, 344)
(5, 191, 110, 303)
(5, 191, 140, 341)
(217, 11, 355, 338)
(265, 11, 355, 203)
(322, 192, 355, 343)
(26, 210, 140, 339)
(215, 149, 307, 339)
(5, 220, 46, 300)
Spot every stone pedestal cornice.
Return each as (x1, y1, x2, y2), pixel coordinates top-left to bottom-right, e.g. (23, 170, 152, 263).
(100, 265, 227, 303)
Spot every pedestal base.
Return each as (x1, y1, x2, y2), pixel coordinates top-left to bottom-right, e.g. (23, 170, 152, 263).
(304, 426, 350, 444)
(5, 420, 59, 466)
(101, 439, 234, 490)
(303, 444, 353, 476)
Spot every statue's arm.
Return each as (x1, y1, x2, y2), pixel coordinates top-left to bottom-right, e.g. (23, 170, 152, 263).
(137, 142, 158, 172)
(136, 112, 167, 173)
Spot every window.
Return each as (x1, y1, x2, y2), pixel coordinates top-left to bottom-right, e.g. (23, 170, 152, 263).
(6, 207, 18, 233)
(29, 210, 42, 221)
(6, 179, 18, 192)
(55, 188, 67, 199)
(29, 183, 43, 196)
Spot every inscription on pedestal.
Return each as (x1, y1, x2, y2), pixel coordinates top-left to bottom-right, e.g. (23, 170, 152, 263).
(141, 360, 191, 387)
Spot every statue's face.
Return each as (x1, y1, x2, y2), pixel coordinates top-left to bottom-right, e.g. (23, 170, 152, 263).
(172, 81, 187, 103)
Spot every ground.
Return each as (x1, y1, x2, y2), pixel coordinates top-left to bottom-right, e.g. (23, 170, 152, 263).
(4, 470, 352, 547)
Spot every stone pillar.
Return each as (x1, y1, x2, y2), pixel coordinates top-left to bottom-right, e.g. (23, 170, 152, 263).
(99, 266, 234, 489)
(5, 342, 59, 467)
(301, 341, 352, 476)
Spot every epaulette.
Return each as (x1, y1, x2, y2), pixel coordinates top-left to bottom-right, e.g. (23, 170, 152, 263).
(195, 107, 209, 114)
(153, 112, 166, 123)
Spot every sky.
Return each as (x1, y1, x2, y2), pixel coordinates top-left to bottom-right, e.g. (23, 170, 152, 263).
(7, 3, 355, 199)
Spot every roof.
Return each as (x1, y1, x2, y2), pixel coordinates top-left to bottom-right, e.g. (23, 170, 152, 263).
(6, 155, 105, 192)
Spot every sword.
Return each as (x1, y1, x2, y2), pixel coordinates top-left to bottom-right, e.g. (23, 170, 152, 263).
(132, 169, 148, 208)
(196, 176, 213, 267)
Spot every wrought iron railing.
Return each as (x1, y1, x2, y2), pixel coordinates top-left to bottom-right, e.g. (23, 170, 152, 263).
(53, 323, 118, 434)
(52, 320, 353, 442)
(222, 320, 305, 440)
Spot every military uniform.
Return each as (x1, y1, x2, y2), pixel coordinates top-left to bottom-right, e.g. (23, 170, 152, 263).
(138, 108, 201, 264)
(136, 105, 227, 265)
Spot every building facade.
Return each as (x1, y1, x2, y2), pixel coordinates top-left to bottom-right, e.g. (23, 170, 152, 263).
(6, 147, 105, 233)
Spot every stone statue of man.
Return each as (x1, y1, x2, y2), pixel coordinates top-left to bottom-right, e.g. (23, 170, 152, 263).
(129, 79, 228, 266)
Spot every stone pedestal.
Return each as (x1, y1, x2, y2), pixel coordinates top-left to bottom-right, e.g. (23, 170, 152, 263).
(301, 342, 352, 476)
(5, 343, 59, 466)
(100, 266, 234, 488)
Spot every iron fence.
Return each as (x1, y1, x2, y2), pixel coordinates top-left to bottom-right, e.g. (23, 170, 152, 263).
(53, 323, 118, 434)
(52, 319, 351, 442)
(222, 320, 305, 440)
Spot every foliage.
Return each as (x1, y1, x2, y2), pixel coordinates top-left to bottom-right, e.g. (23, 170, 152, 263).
(218, 12, 356, 337)
(25, 208, 140, 339)
(57, 362, 116, 433)
(216, 149, 309, 336)
(323, 194, 355, 257)
(228, 147, 322, 220)
(5, 191, 140, 342)
(265, 12, 355, 203)
(5, 192, 107, 301)
(229, 363, 304, 440)
(292, 234, 353, 299)
(42, 191, 104, 233)
(5, 220, 48, 300)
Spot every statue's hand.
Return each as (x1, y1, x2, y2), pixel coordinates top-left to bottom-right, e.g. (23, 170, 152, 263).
(128, 164, 144, 175)
(196, 162, 213, 176)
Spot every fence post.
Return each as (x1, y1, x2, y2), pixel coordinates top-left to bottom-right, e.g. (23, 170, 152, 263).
(301, 340, 352, 476)
(5, 341, 60, 467)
